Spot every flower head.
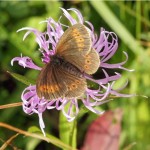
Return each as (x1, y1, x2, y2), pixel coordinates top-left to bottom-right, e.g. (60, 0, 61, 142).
(11, 8, 134, 136)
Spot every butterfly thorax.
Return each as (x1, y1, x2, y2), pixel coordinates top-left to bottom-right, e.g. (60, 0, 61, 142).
(50, 55, 83, 78)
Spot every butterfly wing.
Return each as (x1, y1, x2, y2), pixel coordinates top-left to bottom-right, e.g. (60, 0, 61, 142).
(56, 23, 91, 56)
(36, 63, 67, 100)
(59, 67, 87, 98)
(36, 62, 87, 100)
(56, 23, 100, 74)
(61, 48, 100, 75)
(62, 48, 100, 75)
(82, 48, 100, 74)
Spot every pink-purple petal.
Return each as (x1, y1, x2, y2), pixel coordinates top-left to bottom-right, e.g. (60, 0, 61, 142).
(67, 8, 84, 24)
(60, 8, 77, 25)
(38, 113, 46, 136)
(11, 56, 41, 70)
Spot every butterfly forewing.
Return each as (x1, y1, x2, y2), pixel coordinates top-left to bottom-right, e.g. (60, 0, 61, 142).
(36, 61, 87, 100)
(36, 63, 68, 100)
(56, 23, 91, 57)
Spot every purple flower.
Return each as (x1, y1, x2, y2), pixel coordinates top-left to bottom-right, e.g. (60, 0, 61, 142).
(11, 8, 134, 136)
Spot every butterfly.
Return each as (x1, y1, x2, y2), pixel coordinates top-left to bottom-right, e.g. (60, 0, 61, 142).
(36, 23, 100, 100)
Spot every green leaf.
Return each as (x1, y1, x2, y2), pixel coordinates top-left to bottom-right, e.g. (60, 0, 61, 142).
(59, 104, 77, 150)
(8, 71, 35, 85)
(28, 126, 76, 150)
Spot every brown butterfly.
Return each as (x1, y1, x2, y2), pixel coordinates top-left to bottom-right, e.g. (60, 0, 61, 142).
(36, 23, 100, 100)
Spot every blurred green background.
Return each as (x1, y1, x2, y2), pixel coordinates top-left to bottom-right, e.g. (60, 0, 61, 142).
(0, 1, 150, 150)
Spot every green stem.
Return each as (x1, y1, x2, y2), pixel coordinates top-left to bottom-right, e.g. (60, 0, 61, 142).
(136, 1, 141, 40)
(69, 120, 77, 148)
(59, 105, 77, 150)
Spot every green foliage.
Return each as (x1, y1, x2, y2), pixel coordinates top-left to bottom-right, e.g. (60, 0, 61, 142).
(28, 126, 74, 150)
(0, 1, 149, 150)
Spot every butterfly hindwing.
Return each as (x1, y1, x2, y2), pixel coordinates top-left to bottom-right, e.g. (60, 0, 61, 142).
(82, 48, 100, 74)
(63, 48, 100, 74)
(58, 67, 87, 98)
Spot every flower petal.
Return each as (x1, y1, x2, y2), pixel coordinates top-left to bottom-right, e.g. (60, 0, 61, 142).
(11, 56, 41, 70)
(38, 113, 46, 136)
(60, 8, 77, 25)
(67, 8, 84, 24)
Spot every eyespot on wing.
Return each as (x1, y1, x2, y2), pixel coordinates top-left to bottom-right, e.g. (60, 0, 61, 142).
(83, 48, 100, 74)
